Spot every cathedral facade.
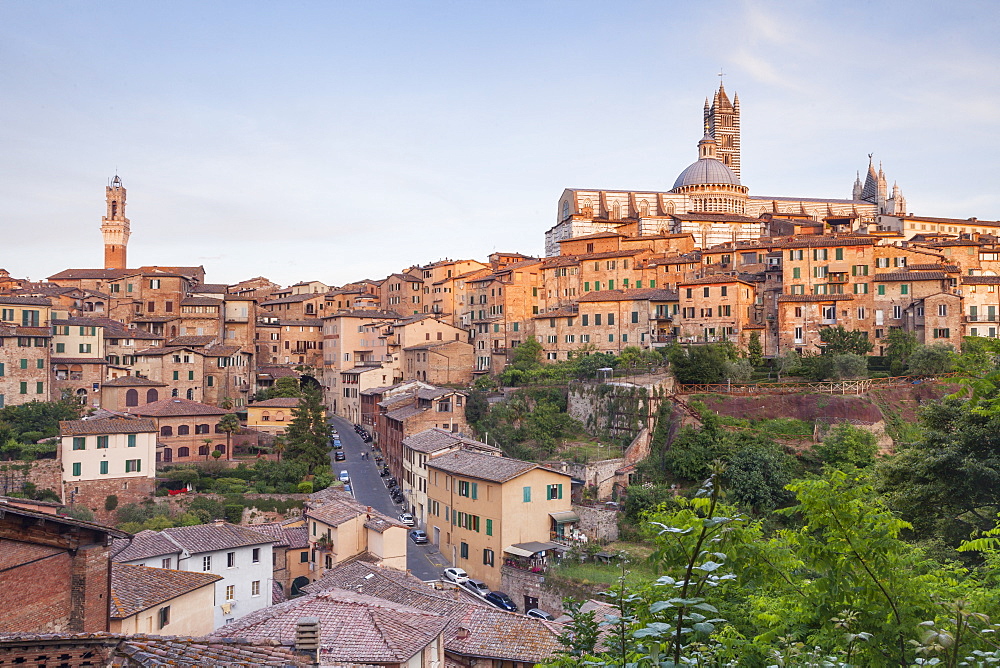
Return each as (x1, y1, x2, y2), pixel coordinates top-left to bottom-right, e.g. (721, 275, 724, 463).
(545, 84, 891, 257)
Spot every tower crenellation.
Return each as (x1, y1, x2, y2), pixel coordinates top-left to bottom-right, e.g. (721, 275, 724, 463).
(101, 175, 130, 270)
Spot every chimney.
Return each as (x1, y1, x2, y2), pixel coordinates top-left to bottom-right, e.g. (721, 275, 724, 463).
(295, 617, 321, 665)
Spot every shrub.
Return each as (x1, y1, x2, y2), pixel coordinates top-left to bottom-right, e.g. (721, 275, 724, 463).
(104, 494, 119, 512)
(297, 481, 314, 494)
(224, 504, 244, 524)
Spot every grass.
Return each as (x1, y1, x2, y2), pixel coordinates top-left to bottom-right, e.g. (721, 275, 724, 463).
(548, 541, 659, 587)
(715, 415, 815, 438)
(558, 438, 627, 463)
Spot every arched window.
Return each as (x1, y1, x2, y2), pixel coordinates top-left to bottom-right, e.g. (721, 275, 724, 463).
(170, 326, 177, 337)
(146, 388, 158, 403)
(261, 411, 270, 422)
(186, 388, 194, 400)
(198, 445, 209, 456)
(162, 448, 172, 462)
(178, 447, 190, 458)
(125, 389, 139, 406)
(171, 389, 179, 397)
(160, 426, 173, 436)
(177, 425, 190, 436)
(195, 424, 209, 434)
(562, 201, 570, 220)
(611, 202, 621, 220)
(216, 444, 225, 454)
(111, 201, 118, 217)
(275, 411, 285, 422)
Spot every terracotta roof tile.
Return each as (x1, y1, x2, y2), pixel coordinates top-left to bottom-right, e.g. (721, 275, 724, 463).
(110, 564, 221, 618)
(963, 276, 1000, 284)
(403, 428, 498, 455)
(777, 294, 856, 302)
(111, 529, 183, 562)
(130, 397, 231, 417)
(216, 588, 449, 664)
(60, 417, 156, 435)
(160, 522, 274, 554)
(251, 397, 301, 408)
(874, 271, 949, 281)
(427, 450, 555, 483)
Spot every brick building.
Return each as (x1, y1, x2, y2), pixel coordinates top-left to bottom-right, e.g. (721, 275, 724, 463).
(129, 397, 232, 464)
(0, 499, 126, 634)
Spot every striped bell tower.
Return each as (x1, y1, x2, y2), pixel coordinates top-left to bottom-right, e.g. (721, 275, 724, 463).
(704, 82, 741, 179)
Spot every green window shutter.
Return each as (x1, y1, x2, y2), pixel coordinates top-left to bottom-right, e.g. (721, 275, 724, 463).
(546, 485, 552, 501)
(631, 311, 638, 323)
(878, 285, 885, 296)
(486, 519, 493, 536)
(471, 482, 478, 500)
(584, 282, 590, 291)
(128, 434, 136, 447)
(635, 280, 642, 289)
(558, 484, 564, 499)
(136, 459, 140, 473)
(522, 486, 531, 503)
(793, 267, 800, 279)
(900, 284, 909, 295)
(649, 280, 655, 288)
(608, 280, 614, 289)
(0, 362, 4, 376)
(73, 437, 85, 450)
(188, 371, 194, 380)
(36, 359, 44, 369)
(20, 359, 27, 369)
(100, 461, 108, 475)
(72, 463, 81, 476)
(56, 343, 65, 353)
(835, 248, 844, 260)
(172, 371, 179, 380)
(36, 382, 43, 394)
(460, 542, 469, 559)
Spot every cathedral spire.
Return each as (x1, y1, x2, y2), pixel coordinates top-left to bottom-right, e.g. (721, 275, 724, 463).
(706, 80, 740, 178)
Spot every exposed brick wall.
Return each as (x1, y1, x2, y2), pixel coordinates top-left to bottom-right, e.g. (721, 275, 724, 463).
(64, 476, 156, 525)
(0, 458, 62, 497)
(70, 543, 111, 632)
(0, 539, 73, 633)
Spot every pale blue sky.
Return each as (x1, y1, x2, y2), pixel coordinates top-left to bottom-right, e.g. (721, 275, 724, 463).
(1, 1, 998, 286)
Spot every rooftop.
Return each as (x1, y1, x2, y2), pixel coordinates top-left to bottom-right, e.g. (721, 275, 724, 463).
(110, 564, 221, 618)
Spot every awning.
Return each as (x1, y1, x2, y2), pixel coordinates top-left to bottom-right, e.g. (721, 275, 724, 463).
(550, 511, 580, 524)
(505, 541, 562, 557)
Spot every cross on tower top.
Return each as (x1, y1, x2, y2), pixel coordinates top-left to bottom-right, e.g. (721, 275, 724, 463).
(718, 68, 725, 84)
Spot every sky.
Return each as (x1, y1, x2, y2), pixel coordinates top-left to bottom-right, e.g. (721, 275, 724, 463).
(1, 1, 998, 287)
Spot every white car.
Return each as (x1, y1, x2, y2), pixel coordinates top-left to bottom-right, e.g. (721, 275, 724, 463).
(339, 470, 350, 483)
(443, 567, 469, 584)
(398, 513, 416, 527)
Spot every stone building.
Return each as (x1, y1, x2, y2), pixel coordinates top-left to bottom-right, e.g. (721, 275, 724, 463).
(0, 295, 52, 407)
(129, 397, 233, 464)
(403, 339, 475, 385)
(101, 176, 130, 270)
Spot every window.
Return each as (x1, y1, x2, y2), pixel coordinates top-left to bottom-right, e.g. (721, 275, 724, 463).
(172, 371, 179, 381)
(835, 247, 844, 260)
(158, 606, 170, 629)
(19, 382, 27, 395)
(876, 257, 890, 268)
(226, 585, 235, 601)
(300, 551, 309, 563)
(202, 556, 212, 571)
(900, 284, 909, 295)
(251, 580, 261, 596)
(56, 343, 65, 353)
(128, 434, 136, 447)
(893, 305, 903, 320)
(35, 382, 43, 394)
(72, 462, 81, 476)
(546, 483, 564, 500)
(149, 279, 161, 289)
(854, 283, 869, 294)
(631, 311, 639, 323)
(227, 552, 236, 568)
(484, 548, 495, 567)
(486, 518, 493, 536)
(100, 461, 108, 475)
(522, 486, 531, 502)
(97, 435, 108, 449)
(125, 459, 141, 472)
(78, 343, 92, 354)
(162, 558, 172, 569)
(73, 437, 86, 450)
(934, 328, 951, 339)
(877, 284, 886, 296)
(460, 542, 469, 559)
(19, 359, 27, 369)
(938, 304, 948, 317)
(188, 371, 195, 381)
(794, 327, 804, 343)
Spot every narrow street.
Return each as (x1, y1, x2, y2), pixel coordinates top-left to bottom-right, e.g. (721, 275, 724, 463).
(327, 415, 448, 581)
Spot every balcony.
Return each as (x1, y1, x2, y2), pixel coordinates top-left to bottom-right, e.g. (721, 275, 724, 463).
(827, 274, 849, 284)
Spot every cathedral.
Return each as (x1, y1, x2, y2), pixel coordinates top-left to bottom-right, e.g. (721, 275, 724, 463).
(545, 83, 904, 256)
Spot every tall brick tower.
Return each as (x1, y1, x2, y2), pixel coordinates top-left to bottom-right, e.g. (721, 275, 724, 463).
(704, 83, 741, 179)
(101, 175, 130, 270)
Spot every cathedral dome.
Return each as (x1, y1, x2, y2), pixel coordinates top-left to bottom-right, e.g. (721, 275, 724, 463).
(672, 157, 741, 190)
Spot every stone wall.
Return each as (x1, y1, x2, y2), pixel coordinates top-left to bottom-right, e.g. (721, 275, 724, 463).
(556, 459, 624, 500)
(572, 503, 619, 544)
(65, 476, 156, 525)
(0, 458, 62, 497)
(500, 565, 565, 617)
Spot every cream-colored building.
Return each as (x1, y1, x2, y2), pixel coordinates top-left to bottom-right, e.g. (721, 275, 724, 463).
(305, 487, 407, 579)
(110, 563, 220, 636)
(60, 416, 158, 522)
(401, 428, 501, 526)
(426, 450, 573, 590)
(321, 308, 400, 419)
(245, 397, 301, 435)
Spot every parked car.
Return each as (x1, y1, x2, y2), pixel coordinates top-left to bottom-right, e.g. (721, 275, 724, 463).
(409, 529, 428, 544)
(354, 424, 363, 433)
(334, 451, 346, 461)
(332, 439, 342, 449)
(398, 513, 415, 526)
(344, 484, 353, 495)
(339, 470, 350, 483)
(485, 591, 518, 612)
(526, 608, 555, 621)
(443, 567, 469, 584)
(462, 579, 490, 598)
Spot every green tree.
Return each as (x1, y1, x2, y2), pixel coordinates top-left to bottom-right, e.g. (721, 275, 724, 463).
(258, 376, 302, 400)
(723, 441, 793, 514)
(510, 336, 542, 370)
(746, 331, 763, 367)
(885, 328, 919, 376)
(217, 413, 241, 461)
(819, 325, 874, 356)
(283, 385, 330, 473)
(907, 343, 954, 376)
(816, 422, 878, 469)
(667, 344, 735, 385)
